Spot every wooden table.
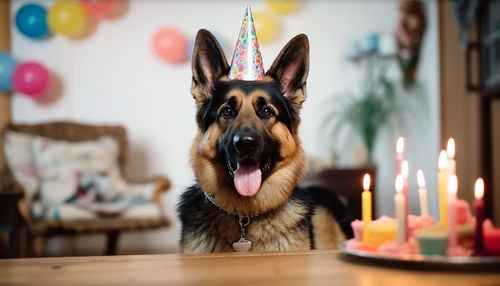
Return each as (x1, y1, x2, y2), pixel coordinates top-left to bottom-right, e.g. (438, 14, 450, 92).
(1, 250, 499, 286)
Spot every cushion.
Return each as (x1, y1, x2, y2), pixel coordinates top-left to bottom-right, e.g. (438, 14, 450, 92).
(32, 136, 130, 207)
(3, 131, 39, 204)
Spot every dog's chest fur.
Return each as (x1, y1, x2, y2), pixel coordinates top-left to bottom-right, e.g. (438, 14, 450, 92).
(178, 185, 348, 253)
(178, 185, 317, 253)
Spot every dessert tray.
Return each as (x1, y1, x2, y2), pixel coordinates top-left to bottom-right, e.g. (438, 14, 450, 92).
(338, 241, 500, 270)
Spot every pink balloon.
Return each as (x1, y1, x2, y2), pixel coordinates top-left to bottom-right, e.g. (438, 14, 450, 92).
(152, 28, 188, 64)
(79, 0, 118, 19)
(12, 61, 51, 98)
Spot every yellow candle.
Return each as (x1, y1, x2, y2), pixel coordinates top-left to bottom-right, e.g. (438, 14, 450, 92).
(447, 138, 456, 175)
(362, 173, 372, 243)
(438, 150, 449, 228)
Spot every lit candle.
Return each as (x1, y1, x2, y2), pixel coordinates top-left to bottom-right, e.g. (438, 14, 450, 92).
(401, 160, 410, 240)
(474, 178, 485, 252)
(438, 150, 449, 228)
(447, 138, 456, 175)
(395, 137, 404, 175)
(395, 174, 406, 245)
(417, 169, 430, 217)
(362, 173, 372, 243)
(447, 174, 458, 247)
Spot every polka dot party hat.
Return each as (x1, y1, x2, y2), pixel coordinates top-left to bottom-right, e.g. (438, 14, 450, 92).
(228, 5, 265, 80)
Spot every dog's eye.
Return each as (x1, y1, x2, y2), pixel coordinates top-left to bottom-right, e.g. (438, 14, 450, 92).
(221, 106, 234, 119)
(260, 106, 274, 118)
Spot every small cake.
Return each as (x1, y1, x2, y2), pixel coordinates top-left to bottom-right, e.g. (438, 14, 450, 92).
(365, 216, 396, 247)
(483, 219, 500, 255)
(414, 225, 448, 256)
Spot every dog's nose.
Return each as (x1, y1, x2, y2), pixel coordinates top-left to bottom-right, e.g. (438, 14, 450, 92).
(233, 132, 258, 155)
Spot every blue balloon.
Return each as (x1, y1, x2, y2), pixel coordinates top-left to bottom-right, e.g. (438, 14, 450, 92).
(15, 4, 49, 39)
(0, 52, 18, 91)
(188, 30, 225, 59)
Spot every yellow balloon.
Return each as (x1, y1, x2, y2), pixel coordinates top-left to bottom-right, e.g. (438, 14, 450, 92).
(48, 1, 87, 37)
(252, 12, 280, 44)
(265, 0, 300, 15)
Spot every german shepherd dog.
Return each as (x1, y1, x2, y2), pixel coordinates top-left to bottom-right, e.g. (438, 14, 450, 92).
(178, 29, 353, 253)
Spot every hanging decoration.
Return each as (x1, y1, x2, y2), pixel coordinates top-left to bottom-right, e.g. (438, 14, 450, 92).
(48, 1, 88, 37)
(79, 0, 118, 19)
(152, 27, 188, 64)
(15, 3, 50, 39)
(12, 61, 52, 98)
(395, 0, 426, 87)
(0, 52, 18, 92)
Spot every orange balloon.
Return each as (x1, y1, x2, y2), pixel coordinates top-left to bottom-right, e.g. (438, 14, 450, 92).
(79, 0, 118, 19)
(152, 28, 188, 64)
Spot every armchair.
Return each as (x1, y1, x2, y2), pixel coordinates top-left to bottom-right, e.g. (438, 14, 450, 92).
(1, 121, 171, 256)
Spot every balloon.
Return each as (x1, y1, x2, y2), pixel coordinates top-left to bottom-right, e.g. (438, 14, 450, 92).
(265, 0, 300, 15)
(48, 1, 88, 37)
(152, 28, 188, 64)
(15, 4, 49, 39)
(12, 62, 51, 98)
(252, 12, 280, 44)
(79, 0, 118, 19)
(0, 52, 17, 92)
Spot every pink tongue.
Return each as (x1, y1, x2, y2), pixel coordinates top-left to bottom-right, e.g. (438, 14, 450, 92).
(234, 163, 262, 197)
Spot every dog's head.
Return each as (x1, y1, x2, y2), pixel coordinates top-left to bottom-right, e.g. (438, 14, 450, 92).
(189, 29, 309, 216)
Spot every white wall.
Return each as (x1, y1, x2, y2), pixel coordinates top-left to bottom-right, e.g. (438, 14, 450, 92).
(10, 0, 439, 254)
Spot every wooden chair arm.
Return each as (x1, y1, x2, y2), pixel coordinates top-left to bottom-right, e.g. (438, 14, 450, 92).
(125, 175, 171, 205)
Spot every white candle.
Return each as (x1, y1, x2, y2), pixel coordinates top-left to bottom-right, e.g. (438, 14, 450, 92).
(447, 138, 456, 175)
(395, 174, 406, 245)
(448, 174, 458, 247)
(417, 169, 429, 217)
(401, 160, 409, 240)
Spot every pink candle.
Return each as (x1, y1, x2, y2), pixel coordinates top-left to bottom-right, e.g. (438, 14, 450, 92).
(447, 174, 458, 247)
(395, 137, 404, 175)
(474, 178, 485, 252)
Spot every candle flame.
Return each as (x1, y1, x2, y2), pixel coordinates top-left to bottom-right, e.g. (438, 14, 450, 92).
(396, 137, 404, 154)
(438, 150, 448, 170)
(363, 173, 371, 191)
(395, 174, 404, 193)
(475, 178, 484, 200)
(401, 160, 409, 179)
(448, 174, 458, 196)
(417, 169, 426, 188)
(447, 138, 456, 159)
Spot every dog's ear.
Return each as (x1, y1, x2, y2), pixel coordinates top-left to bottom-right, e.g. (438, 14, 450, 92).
(191, 29, 229, 104)
(266, 34, 309, 110)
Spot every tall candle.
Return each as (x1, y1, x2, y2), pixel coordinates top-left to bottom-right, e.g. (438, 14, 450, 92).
(362, 173, 372, 243)
(395, 137, 404, 175)
(447, 174, 458, 247)
(401, 160, 410, 240)
(447, 138, 456, 175)
(474, 178, 485, 252)
(395, 174, 406, 245)
(417, 169, 429, 217)
(438, 150, 449, 228)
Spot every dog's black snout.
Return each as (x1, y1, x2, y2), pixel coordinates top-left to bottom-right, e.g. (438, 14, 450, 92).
(233, 132, 259, 155)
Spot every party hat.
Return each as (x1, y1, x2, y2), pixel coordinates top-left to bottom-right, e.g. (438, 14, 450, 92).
(228, 5, 265, 80)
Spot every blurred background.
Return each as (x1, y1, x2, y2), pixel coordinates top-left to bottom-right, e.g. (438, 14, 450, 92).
(0, 0, 498, 257)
